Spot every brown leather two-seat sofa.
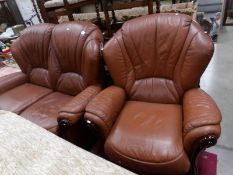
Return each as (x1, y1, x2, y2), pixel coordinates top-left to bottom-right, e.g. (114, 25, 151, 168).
(0, 21, 103, 137)
(0, 13, 221, 175)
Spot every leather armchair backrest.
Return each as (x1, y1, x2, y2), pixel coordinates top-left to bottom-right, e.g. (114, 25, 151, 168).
(11, 22, 102, 95)
(11, 24, 55, 89)
(103, 13, 214, 104)
(50, 22, 102, 96)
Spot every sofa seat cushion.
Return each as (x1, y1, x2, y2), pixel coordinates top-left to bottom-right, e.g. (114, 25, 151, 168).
(105, 101, 190, 174)
(20, 92, 73, 134)
(0, 83, 52, 114)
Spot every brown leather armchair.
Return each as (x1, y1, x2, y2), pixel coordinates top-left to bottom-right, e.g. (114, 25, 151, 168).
(0, 22, 103, 136)
(84, 14, 222, 174)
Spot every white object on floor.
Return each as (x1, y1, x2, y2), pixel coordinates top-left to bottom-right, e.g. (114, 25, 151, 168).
(0, 110, 135, 175)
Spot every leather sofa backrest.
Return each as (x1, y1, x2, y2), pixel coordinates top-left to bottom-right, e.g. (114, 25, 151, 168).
(50, 22, 102, 96)
(11, 24, 55, 89)
(103, 13, 214, 104)
(11, 22, 102, 96)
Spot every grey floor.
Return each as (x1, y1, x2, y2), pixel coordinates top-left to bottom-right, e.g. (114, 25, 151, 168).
(200, 26, 233, 174)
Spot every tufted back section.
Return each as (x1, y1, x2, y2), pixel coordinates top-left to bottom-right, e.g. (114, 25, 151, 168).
(12, 24, 55, 89)
(12, 22, 102, 95)
(49, 22, 102, 95)
(103, 13, 214, 104)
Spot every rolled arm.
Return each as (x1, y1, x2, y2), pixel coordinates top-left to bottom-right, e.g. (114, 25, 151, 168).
(84, 86, 126, 138)
(0, 72, 28, 94)
(183, 88, 222, 154)
(58, 85, 102, 125)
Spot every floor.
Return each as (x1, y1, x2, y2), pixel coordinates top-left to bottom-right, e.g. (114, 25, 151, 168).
(200, 26, 233, 174)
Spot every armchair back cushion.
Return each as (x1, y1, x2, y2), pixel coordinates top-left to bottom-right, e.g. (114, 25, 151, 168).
(103, 13, 214, 104)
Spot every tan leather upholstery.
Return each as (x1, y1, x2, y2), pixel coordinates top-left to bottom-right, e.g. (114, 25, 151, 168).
(0, 22, 103, 134)
(21, 92, 73, 134)
(0, 84, 52, 114)
(0, 72, 28, 94)
(183, 88, 222, 154)
(58, 85, 102, 125)
(105, 101, 190, 174)
(84, 13, 221, 174)
(85, 86, 126, 138)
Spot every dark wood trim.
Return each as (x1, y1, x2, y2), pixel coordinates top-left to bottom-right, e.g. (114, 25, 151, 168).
(58, 119, 70, 139)
(188, 135, 217, 175)
(6, 0, 25, 25)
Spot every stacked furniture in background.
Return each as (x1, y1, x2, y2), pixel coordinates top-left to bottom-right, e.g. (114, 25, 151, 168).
(36, 1, 198, 38)
(37, 0, 102, 25)
(0, 22, 103, 145)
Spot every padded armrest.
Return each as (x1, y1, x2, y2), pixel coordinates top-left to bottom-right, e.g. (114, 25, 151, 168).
(0, 72, 28, 94)
(183, 88, 222, 153)
(58, 85, 102, 125)
(84, 86, 126, 138)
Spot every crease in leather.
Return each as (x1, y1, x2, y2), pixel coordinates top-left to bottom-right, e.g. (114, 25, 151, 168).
(107, 143, 188, 165)
(114, 34, 134, 89)
(58, 85, 102, 124)
(183, 124, 221, 154)
(86, 111, 110, 129)
(183, 89, 222, 135)
(18, 92, 52, 114)
(0, 72, 28, 94)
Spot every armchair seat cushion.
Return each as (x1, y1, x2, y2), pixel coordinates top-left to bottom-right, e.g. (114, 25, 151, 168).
(105, 101, 190, 174)
(20, 92, 73, 134)
(0, 83, 52, 114)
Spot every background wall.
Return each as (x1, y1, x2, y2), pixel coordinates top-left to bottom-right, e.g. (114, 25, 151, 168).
(15, 0, 41, 26)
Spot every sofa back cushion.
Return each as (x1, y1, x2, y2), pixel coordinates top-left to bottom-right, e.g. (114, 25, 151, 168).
(11, 24, 55, 89)
(103, 13, 214, 104)
(11, 22, 102, 95)
(49, 22, 102, 95)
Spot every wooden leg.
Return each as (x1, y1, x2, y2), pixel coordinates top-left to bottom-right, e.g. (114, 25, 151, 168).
(48, 15, 59, 24)
(95, 0, 101, 25)
(148, 0, 153, 14)
(155, 0, 160, 13)
(101, 0, 112, 37)
(68, 11, 74, 21)
(188, 135, 217, 175)
(58, 119, 70, 139)
(110, 0, 116, 23)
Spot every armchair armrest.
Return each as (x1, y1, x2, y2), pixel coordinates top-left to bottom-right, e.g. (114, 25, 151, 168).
(84, 86, 126, 138)
(0, 72, 28, 94)
(58, 85, 102, 125)
(183, 88, 222, 154)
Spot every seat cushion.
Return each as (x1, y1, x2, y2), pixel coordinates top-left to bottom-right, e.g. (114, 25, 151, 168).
(105, 101, 190, 174)
(20, 92, 73, 134)
(0, 83, 52, 114)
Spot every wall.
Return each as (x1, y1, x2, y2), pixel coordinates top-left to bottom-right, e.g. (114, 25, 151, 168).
(15, 0, 41, 26)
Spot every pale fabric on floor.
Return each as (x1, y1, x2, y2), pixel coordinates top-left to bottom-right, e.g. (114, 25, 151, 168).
(0, 110, 135, 175)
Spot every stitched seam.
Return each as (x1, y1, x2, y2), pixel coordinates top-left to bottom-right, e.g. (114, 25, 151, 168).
(86, 111, 110, 129)
(108, 143, 187, 165)
(184, 122, 221, 135)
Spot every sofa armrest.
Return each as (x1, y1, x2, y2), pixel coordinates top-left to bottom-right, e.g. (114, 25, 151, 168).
(183, 88, 222, 154)
(84, 86, 126, 138)
(0, 72, 28, 94)
(58, 85, 102, 125)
